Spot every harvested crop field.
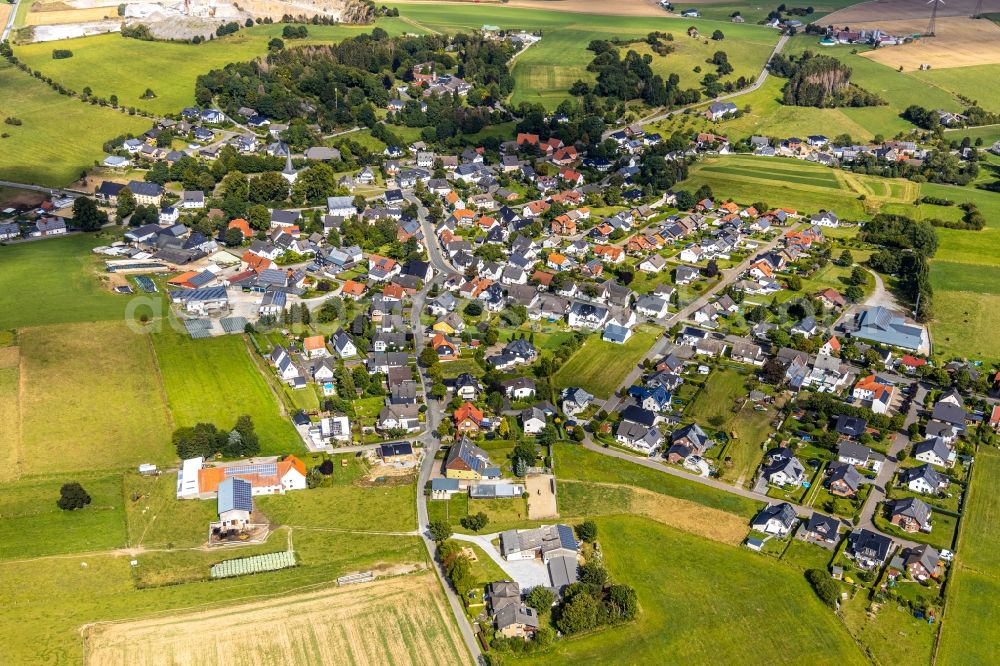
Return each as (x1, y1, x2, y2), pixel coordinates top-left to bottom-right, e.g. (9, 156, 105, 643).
(558, 479, 751, 545)
(84, 573, 470, 666)
(860, 17, 1000, 70)
(824, 0, 1000, 24)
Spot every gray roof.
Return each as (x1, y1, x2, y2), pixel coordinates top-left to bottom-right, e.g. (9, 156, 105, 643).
(547, 555, 579, 591)
(753, 502, 797, 530)
(892, 496, 932, 525)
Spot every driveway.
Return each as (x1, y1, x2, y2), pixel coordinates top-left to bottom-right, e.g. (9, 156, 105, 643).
(451, 533, 551, 589)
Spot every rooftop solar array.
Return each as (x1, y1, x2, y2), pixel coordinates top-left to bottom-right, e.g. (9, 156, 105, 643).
(134, 276, 157, 292)
(220, 316, 248, 334)
(210, 551, 296, 579)
(224, 462, 278, 478)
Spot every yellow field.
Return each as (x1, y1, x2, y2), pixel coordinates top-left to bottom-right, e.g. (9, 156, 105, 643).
(861, 17, 1000, 70)
(825, 0, 1000, 24)
(84, 573, 471, 666)
(25, 6, 117, 25)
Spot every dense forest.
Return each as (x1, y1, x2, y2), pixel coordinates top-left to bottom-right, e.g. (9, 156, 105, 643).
(571, 35, 711, 107)
(770, 51, 884, 108)
(861, 214, 935, 319)
(195, 31, 515, 133)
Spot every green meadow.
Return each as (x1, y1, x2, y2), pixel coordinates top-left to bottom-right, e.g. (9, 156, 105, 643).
(12, 20, 416, 117)
(0, 60, 149, 186)
(151, 328, 302, 456)
(514, 515, 867, 665)
(393, 3, 779, 110)
(938, 448, 1000, 665)
(0, 234, 133, 329)
(552, 324, 661, 398)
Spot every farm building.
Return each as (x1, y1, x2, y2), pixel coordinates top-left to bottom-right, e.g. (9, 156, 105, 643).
(177, 456, 307, 500)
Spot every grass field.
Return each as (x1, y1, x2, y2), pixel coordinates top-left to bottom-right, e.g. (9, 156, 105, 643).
(558, 478, 751, 544)
(151, 328, 301, 456)
(685, 368, 776, 484)
(18, 321, 174, 476)
(515, 515, 866, 665)
(393, 3, 779, 110)
(682, 154, 917, 219)
(13, 20, 417, 117)
(256, 460, 416, 533)
(124, 472, 217, 550)
(0, 235, 137, 329)
(553, 324, 661, 398)
(0, 471, 126, 560)
(554, 442, 762, 517)
(84, 573, 468, 666)
(0, 505, 429, 664)
(0, 364, 19, 483)
(937, 448, 1000, 664)
(0, 60, 149, 186)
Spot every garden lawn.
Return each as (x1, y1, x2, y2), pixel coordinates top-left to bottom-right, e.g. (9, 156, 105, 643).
(18, 321, 174, 476)
(151, 328, 301, 456)
(0, 234, 136, 329)
(553, 325, 661, 398)
(514, 515, 867, 665)
(0, 60, 149, 186)
(840, 593, 936, 666)
(685, 368, 776, 484)
(0, 471, 127, 560)
(553, 442, 762, 518)
(12, 20, 416, 116)
(256, 452, 416, 532)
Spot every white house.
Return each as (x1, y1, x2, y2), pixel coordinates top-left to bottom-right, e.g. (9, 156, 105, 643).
(521, 407, 547, 435)
(332, 329, 357, 358)
(751, 503, 797, 537)
(327, 196, 358, 218)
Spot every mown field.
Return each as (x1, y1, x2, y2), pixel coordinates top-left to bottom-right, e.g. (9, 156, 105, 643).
(514, 514, 867, 665)
(553, 324, 661, 398)
(0, 235, 135, 330)
(13, 20, 416, 117)
(84, 572, 467, 666)
(18, 321, 174, 476)
(0, 60, 149, 186)
(938, 448, 1000, 665)
(554, 441, 763, 517)
(151, 328, 301, 456)
(683, 154, 917, 219)
(393, 3, 779, 110)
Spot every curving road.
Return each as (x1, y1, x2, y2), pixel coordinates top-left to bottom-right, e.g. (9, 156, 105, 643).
(605, 33, 789, 138)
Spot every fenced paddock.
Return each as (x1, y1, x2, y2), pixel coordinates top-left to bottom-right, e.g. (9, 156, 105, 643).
(209, 551, 296, 579)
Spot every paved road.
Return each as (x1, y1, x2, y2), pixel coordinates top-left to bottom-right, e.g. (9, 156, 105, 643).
(855, 384, 926, 548)
(406, 199, 482, 664)
(605, 34, 789, 137)
(1, 0, 21, 41)
(600, 230, 786, 412)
